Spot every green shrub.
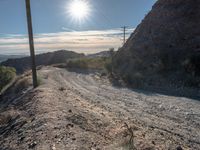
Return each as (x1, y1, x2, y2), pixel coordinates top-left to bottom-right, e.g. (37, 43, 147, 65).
(0, 66, 16, 92)
(104, 58, 112, 73)
(66, 57, 111, 70)
(122, 72, 144, 88)
(67, 59, 88, 69)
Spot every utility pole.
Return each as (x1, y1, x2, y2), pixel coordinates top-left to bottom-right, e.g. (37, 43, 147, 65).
(121, 26, 128, 45)
(25, 0, 38, 88)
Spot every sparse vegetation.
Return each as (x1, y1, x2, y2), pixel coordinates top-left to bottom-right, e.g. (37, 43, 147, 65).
(122, 72, 144, 88)
(122, 123, 136, 150)
(0, 113, 12, 125)
(37, 75, 43, 86)
(66, 57, 111, 71)
(13, 76, 31, 93)
(0, 66, 16, 92)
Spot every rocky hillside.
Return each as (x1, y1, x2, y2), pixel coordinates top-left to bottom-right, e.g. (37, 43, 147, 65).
(1, 50, 84, 74)
(113, 0, 200, 89)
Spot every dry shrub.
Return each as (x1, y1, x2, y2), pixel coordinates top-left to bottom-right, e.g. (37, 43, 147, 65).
(14, 76, 31, 93)
(121, 123, 137, 150)
(0, 110, 20, 125)
(0, 114, 12, 125)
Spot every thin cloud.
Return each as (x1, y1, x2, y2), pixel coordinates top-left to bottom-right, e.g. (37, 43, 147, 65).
(61, 27, 77, 32)
(0, 28, 134, 55)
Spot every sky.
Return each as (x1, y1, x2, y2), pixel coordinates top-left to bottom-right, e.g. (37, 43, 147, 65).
(0, 0, 156, 55)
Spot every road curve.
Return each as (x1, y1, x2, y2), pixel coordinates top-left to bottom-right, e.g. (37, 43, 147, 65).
(40, 67, 200, 149)
(0, 66, 199, 150)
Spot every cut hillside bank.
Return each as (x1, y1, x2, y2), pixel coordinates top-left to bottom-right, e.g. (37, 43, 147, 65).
(112, 0, 200, 92)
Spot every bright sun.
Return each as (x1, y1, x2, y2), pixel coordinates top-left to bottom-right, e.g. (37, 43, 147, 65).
(68, 0, 91, 22)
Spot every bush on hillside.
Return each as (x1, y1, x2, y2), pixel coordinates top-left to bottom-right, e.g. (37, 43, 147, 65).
(0, 66, 16, 92)
(66, 57, 111, 70)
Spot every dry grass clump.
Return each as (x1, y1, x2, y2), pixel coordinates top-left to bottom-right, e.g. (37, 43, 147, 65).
(121, 123, 137, 150)
(0, 110, 19, 125)
(14, 76, 31, 93)
(0, 114, 12, 125)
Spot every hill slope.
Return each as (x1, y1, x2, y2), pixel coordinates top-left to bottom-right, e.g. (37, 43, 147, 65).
(0, 55, 25, 63)
(113, 0, 200, 89)
(1, 50, 84, 74)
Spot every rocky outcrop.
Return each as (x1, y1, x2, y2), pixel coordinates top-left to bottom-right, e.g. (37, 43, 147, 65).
(113, 0, 200, 89)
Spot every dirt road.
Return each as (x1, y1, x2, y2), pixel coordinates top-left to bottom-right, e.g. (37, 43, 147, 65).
(0, 66, 200, 150)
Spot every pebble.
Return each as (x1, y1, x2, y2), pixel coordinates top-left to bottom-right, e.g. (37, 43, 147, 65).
(177, 146, 183, 150)
(28, 141, 37, 148)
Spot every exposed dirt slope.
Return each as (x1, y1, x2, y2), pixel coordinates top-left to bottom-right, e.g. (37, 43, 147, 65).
(0, 67, 200, 149)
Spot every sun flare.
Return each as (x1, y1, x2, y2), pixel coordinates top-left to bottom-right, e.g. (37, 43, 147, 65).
(68, 0, 91, 22)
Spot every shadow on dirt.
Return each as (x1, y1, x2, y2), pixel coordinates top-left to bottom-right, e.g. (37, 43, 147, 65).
(111, 78, 200, 101)
(0, 77, 36, 149)
(66, 69, 200, 101)
(65, 68, 107, 77)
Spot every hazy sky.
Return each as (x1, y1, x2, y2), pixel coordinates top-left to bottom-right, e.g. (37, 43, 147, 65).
(0, 0, 156, 55)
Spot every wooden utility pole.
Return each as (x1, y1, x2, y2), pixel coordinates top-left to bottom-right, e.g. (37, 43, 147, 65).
(121, 26, 128, 45)
(25, 0, 38, 88)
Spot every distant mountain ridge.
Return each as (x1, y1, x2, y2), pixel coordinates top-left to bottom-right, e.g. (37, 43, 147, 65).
(0, 55, 26, 63)
(1, 50, 84, 74)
